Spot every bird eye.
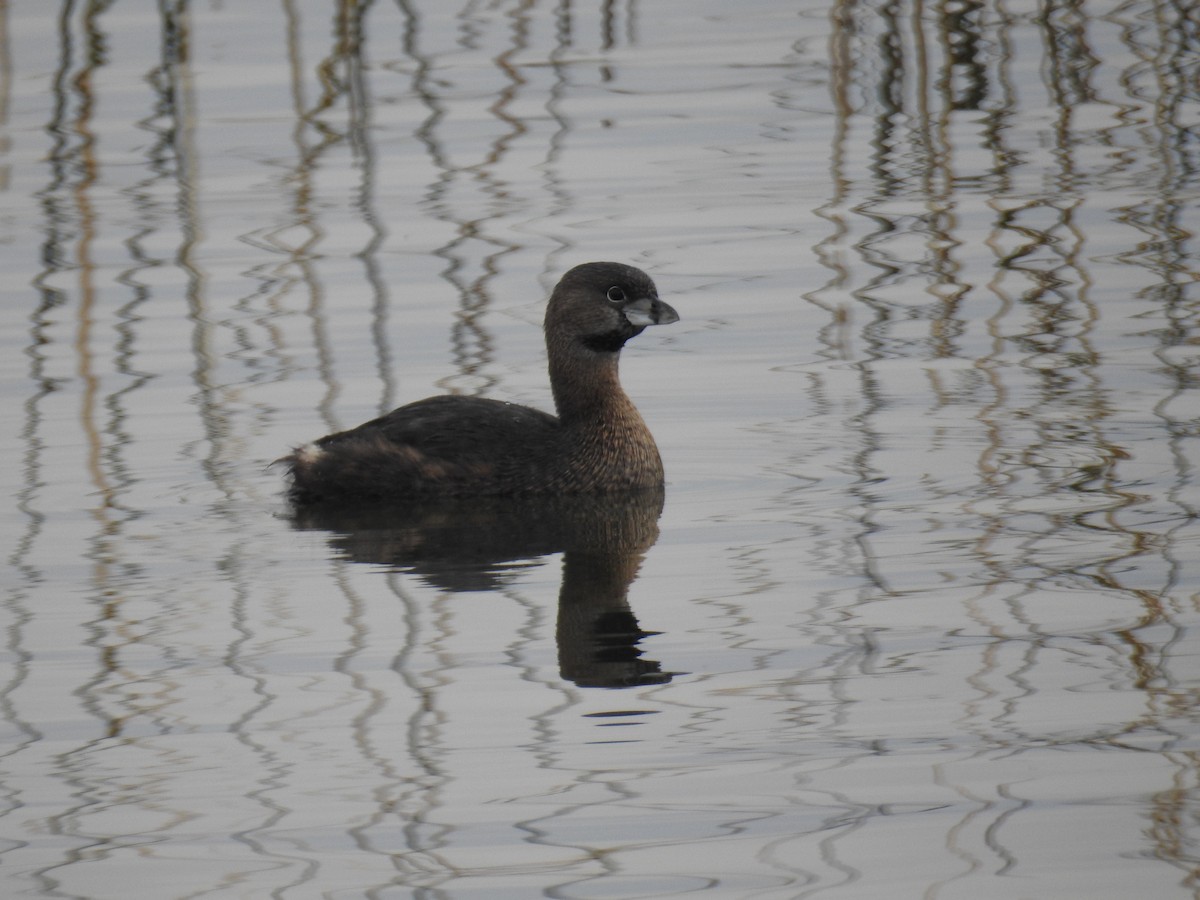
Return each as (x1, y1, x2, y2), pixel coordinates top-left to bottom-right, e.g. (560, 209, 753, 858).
(606, 286, 626, 304)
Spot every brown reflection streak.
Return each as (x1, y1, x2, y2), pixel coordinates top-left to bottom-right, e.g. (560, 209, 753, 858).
(400, 1, 538, 397)
(25, 3, 130, 880)
(820, 0, 1200, 887)
(69, 12, 108, 515)
(808, 0, 856, 362)
(342, 2, 398, 414)
(282, 0, 338, 431)
(3, 0, 45, 820)
(1120, 7, 1200, 878)
(64, 2, 157, 748)
(536, 0, 585, 279)
(981, 0, 1200, 797)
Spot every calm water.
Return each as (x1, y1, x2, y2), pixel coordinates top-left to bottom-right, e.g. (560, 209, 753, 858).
(2, 0, 1199, 897)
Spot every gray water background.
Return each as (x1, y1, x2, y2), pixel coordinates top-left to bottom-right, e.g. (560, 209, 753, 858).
(1, 1, 1199, 897)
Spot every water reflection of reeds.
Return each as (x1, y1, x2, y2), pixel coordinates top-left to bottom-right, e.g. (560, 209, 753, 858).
(811, 0, 1200, 887)
(3, 0, 1200, 896)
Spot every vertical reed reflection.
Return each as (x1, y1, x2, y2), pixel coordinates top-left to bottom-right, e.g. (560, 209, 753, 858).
(817, 0, 1200, 886)
(269, 0, 383, 433)
(23, 1, 156, 883)
(394, 0, 538, 397)
(4, 0, 1196, 894)
(241, 4, 657, 887)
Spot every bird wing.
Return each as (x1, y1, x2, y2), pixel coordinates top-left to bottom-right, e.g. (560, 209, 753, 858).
(318, 395, 560, 466)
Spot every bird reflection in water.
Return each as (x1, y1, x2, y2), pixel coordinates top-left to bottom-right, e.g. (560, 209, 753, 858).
(289, 489, 679, 689)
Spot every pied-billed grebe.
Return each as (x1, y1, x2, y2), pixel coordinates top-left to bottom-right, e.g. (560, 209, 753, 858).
(283, 262, 679, 503)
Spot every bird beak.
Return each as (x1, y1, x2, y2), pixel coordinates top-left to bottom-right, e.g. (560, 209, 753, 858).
(624, 296, 680, 327)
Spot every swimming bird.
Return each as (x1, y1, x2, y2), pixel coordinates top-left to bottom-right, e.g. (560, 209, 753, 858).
(282, 262, 679, 503)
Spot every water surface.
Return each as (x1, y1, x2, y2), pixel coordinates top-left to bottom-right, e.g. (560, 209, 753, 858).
(2, 1, 1199, 898)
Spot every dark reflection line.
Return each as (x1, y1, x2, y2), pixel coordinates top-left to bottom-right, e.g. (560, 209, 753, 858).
(342, 1, 399, 415)
(173, 0, 240, 511)
(67, 11, 107, 517)
(140, 16, 304, 888)
(397, 0, 543, 398)
(84, 291, 171, 723)
(599, 0, 616, 51)
(278, 0, 339, 435)
(816, 0, 1200, 889)
(226, 4, 408, 887)
(808, 2, 856, 362)
(65, 0, 263, 884)
(983, 0, 1142, 600)
(34, 3, 136, 891)
(1155, 750, 1200, 895)
(533, 0, 642, 283)
(60, 0, 114, 716)
(384, 572, 465, 890)
(5, 0, 56, 814)
(402, 590, 463, 894)
(443, 0, 534, 396)
(316, 10, 427, 880)
(983, 0, 1017, 190)
(329, 563, 400, 888)
(141, 0, 321, 888)
(593, 0, 641, 52)
(1035, 0, 1199, 872)
(18, 8, 81, 893)
(401, 2, 480, 397)
(262, 1, 584, 883)
(226, 576, 308, 894)
(971, 8, 1172, 812)
(533, 0, 585, 281)
(1119, 4, 1200, 885)
(281, 0, 547, 881)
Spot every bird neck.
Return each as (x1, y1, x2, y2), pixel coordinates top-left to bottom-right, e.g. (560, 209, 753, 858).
(548, 343, 635, 427)
(545, 337, 664, 491)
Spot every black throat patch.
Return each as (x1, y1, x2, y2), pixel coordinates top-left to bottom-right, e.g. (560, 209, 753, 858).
(579, 329, 632, 354)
